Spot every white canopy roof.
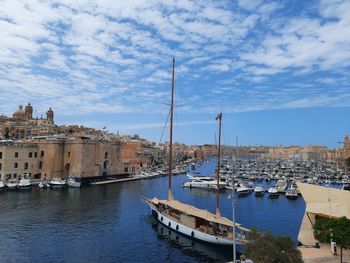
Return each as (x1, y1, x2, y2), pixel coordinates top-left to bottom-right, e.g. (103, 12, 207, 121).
(297, 182, 350, 219)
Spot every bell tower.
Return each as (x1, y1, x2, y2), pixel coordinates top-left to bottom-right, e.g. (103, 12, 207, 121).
(25, 102, 33, 119)
(46, 107, 54, 124)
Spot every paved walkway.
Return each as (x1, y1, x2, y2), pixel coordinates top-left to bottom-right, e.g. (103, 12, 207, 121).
(299, 244, 350, 263)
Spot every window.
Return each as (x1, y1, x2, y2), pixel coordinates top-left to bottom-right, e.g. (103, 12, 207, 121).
(0, 152, 2, 159)
(39, 161, 43, 169)
(14, 162, 18, 169)
(24, 162, 28, 170)
(34, 152, 37, 158)
(15, 152, 18, 158)
(105, 152, 108, 159)
(40, 151, 44, 157)
(0, 163, 2, 170)
(68, 152, 71, 158)
(13, 174, 17, 179)
(29, 152, 33, 158)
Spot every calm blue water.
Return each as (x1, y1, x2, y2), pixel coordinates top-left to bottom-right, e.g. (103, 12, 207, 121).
(0, 159, 305, 263)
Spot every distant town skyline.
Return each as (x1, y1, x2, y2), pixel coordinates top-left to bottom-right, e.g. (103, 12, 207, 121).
(0, 1, 349, 148)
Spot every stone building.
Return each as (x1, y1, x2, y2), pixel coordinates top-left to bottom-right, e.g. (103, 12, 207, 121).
(0, 102, 56, 140)
(120, 138, 156, 174)
(336, 134, 350, 171)
(0, 137, 124, 182)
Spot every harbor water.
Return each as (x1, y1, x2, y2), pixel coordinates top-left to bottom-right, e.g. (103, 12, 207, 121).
(0, 159, 306, 263)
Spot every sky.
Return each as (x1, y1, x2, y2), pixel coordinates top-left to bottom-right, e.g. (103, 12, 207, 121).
(0, 0, 349, 148)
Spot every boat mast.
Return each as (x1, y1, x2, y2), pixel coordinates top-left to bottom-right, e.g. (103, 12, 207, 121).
(233, 135, 238, 263)
(168, 58, 175, 201)
(216, 112, 222, 216)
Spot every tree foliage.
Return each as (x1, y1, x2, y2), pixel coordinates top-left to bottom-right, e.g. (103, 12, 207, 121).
(314, 216, 350, 262)
(244, 228, 303, 263)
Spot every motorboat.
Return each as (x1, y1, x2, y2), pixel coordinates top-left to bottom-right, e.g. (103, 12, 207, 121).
(18, 177, 32, 190)
(268, 187, 279, 198)
(285, 187, 298, 199)
(6, 180, 18, 190)
(49, 178, 66, 188)
(275, 179, 287, 193)
(67, 177, 81, 188)
(236, 185, 253, 196)
(342, 184, 350, 191)
(0, 180, 4, 191)
(183, 176, 226, 190)
(38, 182, 50, 189)
(254, 185, 265, 196)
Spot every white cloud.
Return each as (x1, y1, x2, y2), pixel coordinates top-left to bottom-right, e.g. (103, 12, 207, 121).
(0, 0, 349, 123)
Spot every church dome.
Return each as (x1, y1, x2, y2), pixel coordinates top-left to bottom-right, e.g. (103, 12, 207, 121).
(12, 105, 26, 119)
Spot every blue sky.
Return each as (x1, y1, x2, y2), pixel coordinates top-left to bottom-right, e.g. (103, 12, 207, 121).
(0, 0, 349, 148)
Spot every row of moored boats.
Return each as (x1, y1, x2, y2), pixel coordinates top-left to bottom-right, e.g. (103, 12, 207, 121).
(183, 175, 299, 199)
(0, 176, 81, 191)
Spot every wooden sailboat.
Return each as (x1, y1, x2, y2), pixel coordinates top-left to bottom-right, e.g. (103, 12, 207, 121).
(142, 58, 248, 246)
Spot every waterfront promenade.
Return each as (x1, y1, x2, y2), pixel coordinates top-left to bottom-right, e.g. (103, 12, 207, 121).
(300, 245, 350, 263)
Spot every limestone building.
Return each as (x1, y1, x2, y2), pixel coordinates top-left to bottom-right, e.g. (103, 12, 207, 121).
(0, 102, 57, 140)
(0, 137, 124, 182)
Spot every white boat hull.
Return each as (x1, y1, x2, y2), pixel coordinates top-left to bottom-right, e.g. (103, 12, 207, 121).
(18, 179, 32, 189)
(18, 184, 32, 190)
(67, 181, 81, 188)
(38, 182, 50, 188)
(49, 182, 66, 188)
(6, 183, 18, 190)
(150, 205, 234, 246)
(183, 181, 226, 189)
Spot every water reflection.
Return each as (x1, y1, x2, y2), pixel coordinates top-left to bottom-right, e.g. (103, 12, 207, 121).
(149, 216, 236, 262)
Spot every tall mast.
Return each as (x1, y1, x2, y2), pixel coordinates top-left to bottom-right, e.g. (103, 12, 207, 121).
(233, 135, 238, 263)
(216, 112, 222, 216)
(168, 58, 175, 201)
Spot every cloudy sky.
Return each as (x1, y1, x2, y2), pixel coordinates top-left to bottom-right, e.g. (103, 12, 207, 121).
(0, 0, 349, 147)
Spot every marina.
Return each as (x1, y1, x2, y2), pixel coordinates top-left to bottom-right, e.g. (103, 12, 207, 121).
(0, 158, 308, 262)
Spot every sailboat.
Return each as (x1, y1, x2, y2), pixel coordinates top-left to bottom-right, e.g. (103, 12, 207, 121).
(142, 58, 248, 246)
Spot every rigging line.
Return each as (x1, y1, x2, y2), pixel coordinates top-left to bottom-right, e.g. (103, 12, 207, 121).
(159, 107, 171, 145)
(150, 108, 171, 168)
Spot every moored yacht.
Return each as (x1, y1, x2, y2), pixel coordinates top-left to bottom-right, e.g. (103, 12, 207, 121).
(342, 184, 350, 191)
(67, 177, 81, 188)
(6, 180, 18, 190)
(49, 178, 66, 188)
(18, 177, 32, 190)
(268, 187, 279, 198)
(286, 185, 299, 199)
(236, 185, 253, 196)
(275, 179, 287, 193)
(183, 176, 226, 190)
(0, 180, 4, 191)
(254, 185, 265, 196)
(38, 182, 50, 189)
(285, 187, 298, 199)
(142, 59, 249, 246)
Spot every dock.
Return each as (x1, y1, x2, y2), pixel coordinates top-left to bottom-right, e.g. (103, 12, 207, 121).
(90, 176, 143, 185)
